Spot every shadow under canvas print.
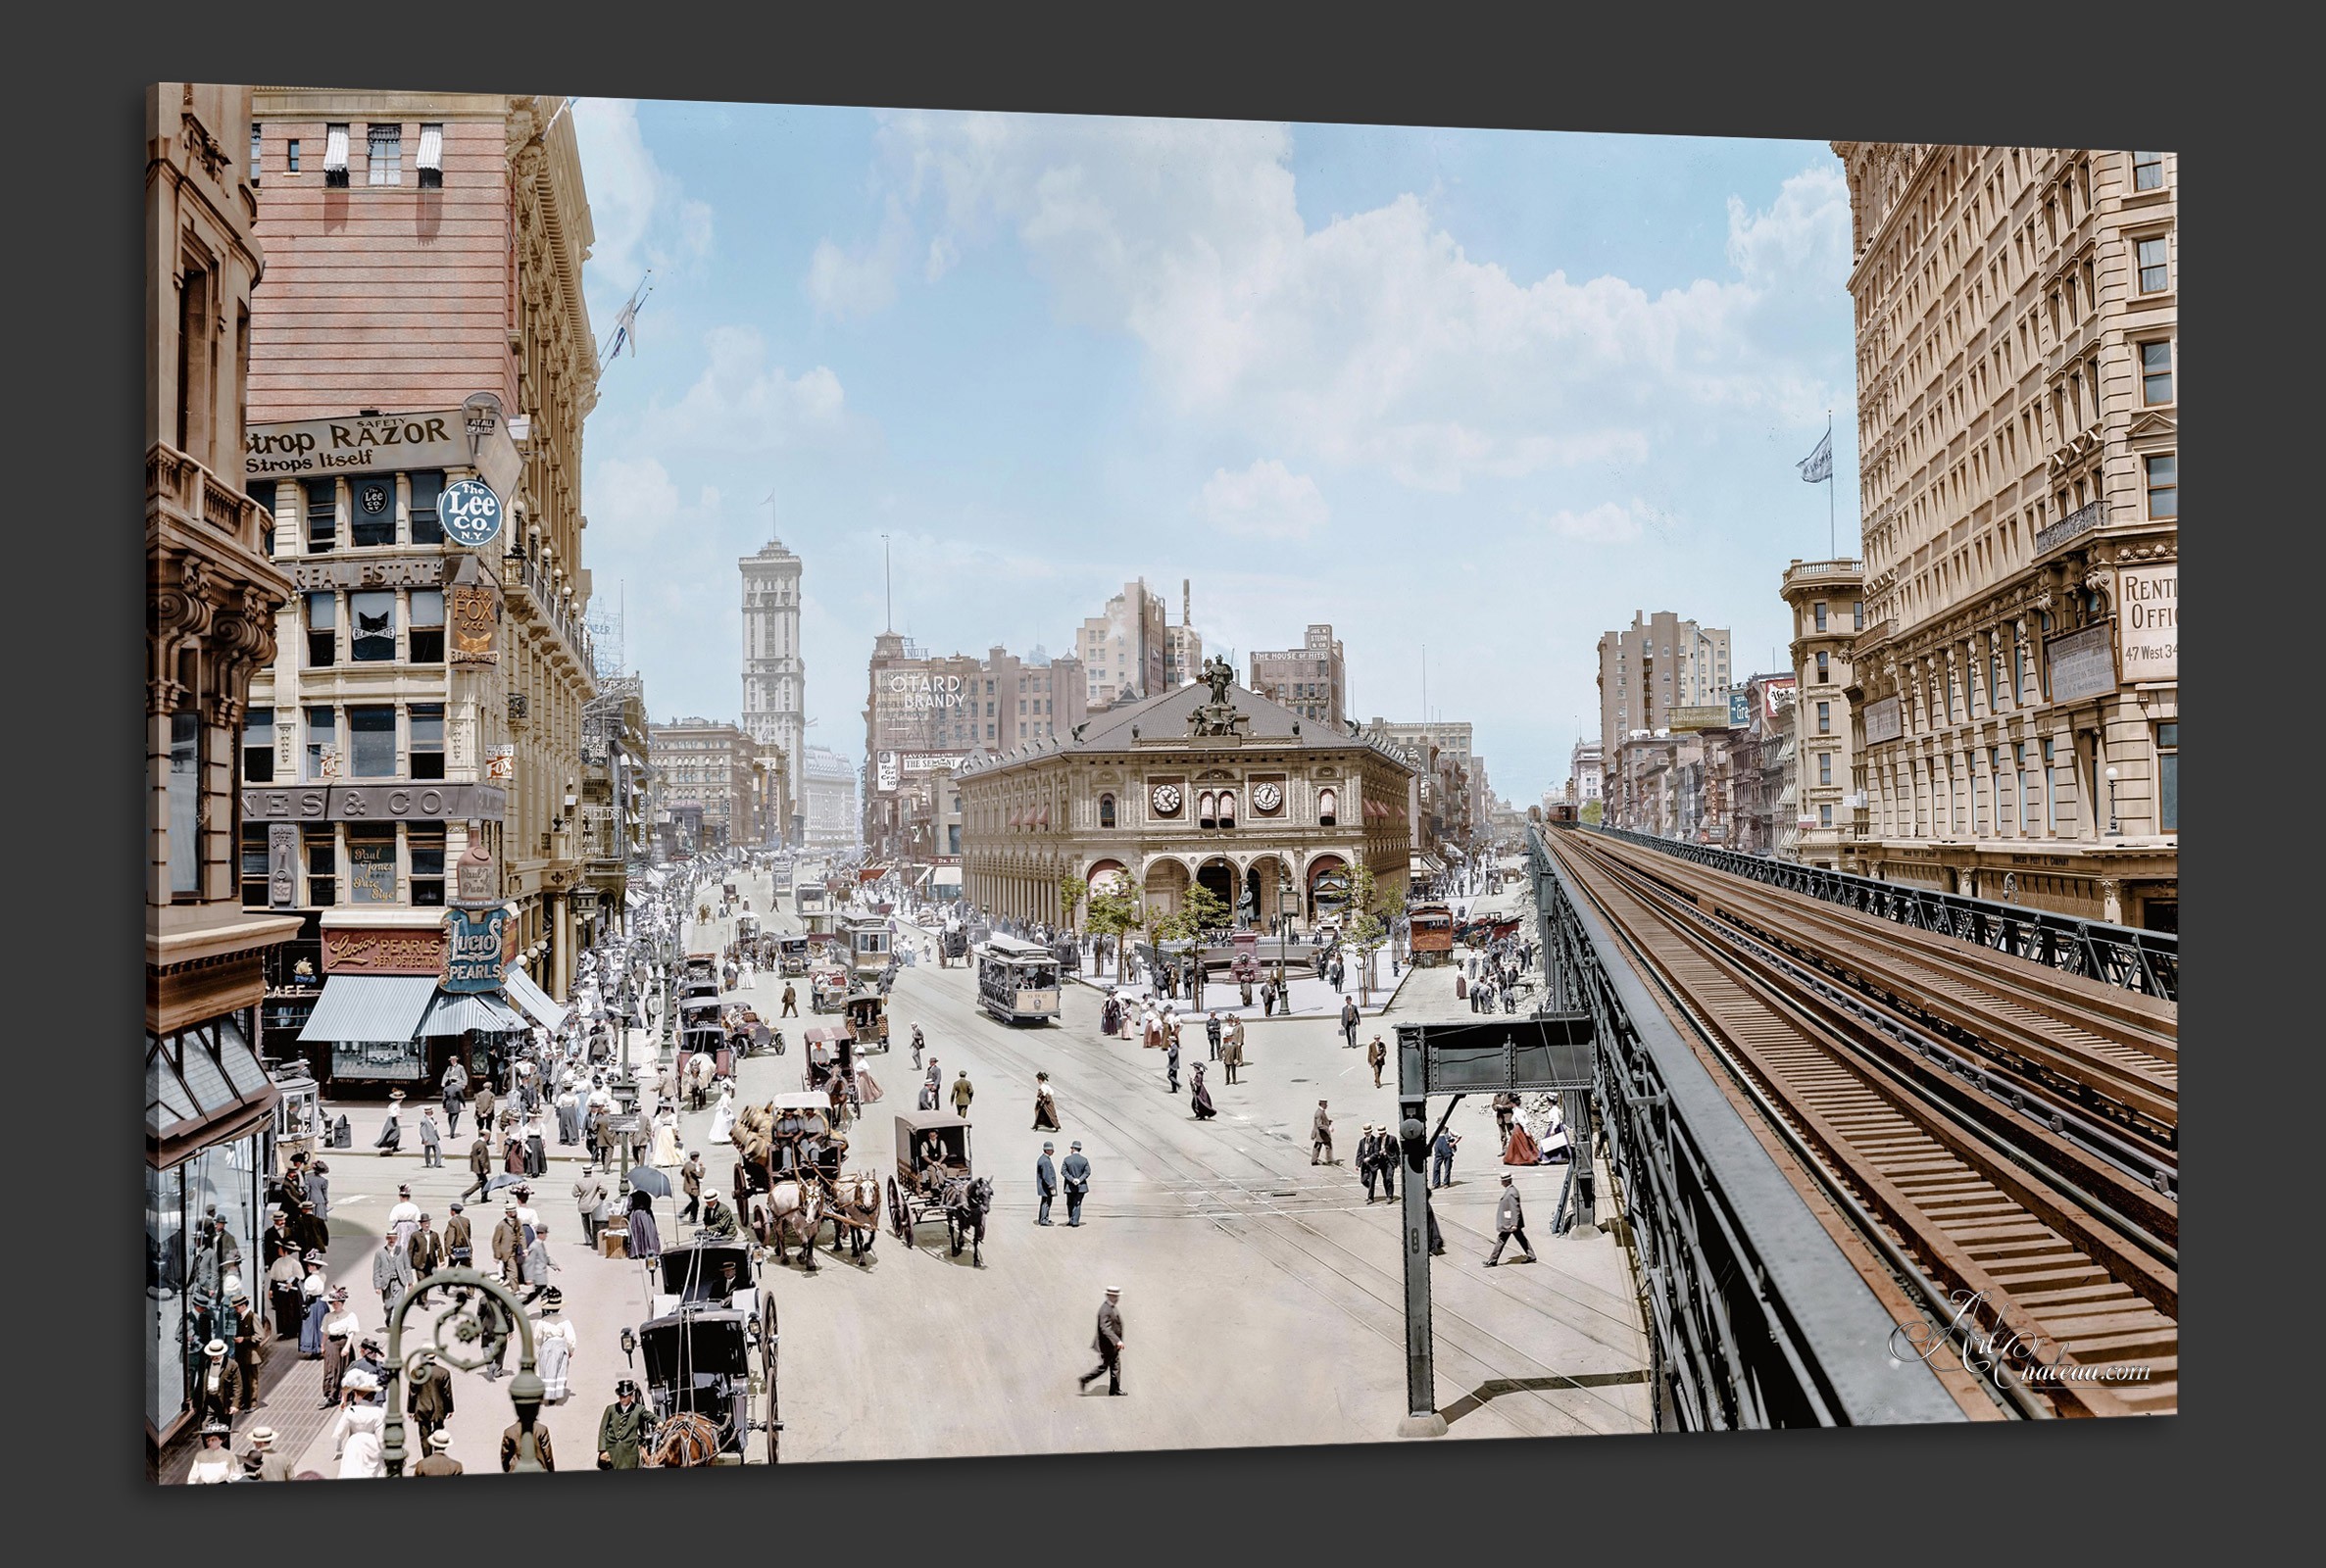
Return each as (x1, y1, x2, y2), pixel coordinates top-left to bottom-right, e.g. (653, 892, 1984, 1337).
(145, 83, 2179, 1481)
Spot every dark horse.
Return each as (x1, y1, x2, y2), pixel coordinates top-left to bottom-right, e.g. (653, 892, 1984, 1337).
(944, 1175, 994, 1267)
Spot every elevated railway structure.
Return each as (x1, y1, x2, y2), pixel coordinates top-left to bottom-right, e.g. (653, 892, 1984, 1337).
(1527, 823, 2176, 1423)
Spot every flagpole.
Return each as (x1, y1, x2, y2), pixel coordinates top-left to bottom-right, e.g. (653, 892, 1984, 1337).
(1826, 410, 1836, 559)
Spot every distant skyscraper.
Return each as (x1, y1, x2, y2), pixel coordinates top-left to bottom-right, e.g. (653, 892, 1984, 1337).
(741, 540, 805, 842)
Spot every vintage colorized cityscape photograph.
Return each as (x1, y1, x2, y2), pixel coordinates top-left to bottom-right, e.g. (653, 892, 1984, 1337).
(146, 82, 2178, 1483)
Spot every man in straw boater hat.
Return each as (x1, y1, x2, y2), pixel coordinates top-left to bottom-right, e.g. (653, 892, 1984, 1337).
(241, 1424, 295, 1482)
(1077, 1286, 1127, 1396)
(411, 1429, 465, 1476)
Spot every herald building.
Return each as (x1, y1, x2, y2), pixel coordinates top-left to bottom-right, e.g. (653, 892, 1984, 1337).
(236, 89, 600, 1083)
(956, 676, 1416, 929)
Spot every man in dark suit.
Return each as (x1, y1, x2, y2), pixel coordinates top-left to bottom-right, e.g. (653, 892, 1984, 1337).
(443, 1203, 473, 1270)
(462, 1136, 493, 1203)
(408, 1213, 444, 1279)
(407, 1350, 455, 1449)
(503, 1419, 555, 1472)
(1357, 1126, 1382, 1201)
(1077, 1287, 1125, 1395)
(1061, 1142, 1092, 1227)
(1035, 1143, 1058, 1226)
(1485, 1173, 1536, 1266)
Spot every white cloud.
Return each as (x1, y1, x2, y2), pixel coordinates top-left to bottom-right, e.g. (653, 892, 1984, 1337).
(1198, 460, 1329, 539)
(637, 325, 853, 454)
(588, 455, 685, 543)
(572, 99, 715, 338)
(852, 115, 1849, 495)
(807, 195, 914, 321)
(1533, 499, 1648, 544)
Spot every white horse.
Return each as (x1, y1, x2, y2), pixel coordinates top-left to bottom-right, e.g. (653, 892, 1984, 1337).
(752, 1179, 825, 1272)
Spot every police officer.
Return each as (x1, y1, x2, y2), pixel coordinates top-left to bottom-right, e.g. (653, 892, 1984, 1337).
(598, 1380, 654, 1469)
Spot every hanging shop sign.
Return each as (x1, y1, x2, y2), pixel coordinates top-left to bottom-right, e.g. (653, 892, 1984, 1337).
(245, 412, 466, 478)
(455, 831, 497, 905)
(444, 906, 516, 992)
(450, 581, 501, 664)
(485, 746, 516, 785)
(441, 479, 505, 548)
(268, 823, 299, 908)
(2116, 564, 2177, 683)
(876, 752, 901, 792)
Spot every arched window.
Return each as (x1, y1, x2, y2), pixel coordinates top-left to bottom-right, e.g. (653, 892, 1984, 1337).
(1217, 791, 1235, 827)
(1198, 791, 1217, 829)
(1317, 788, 1338, 826)
(1099, 793, 1115, 828)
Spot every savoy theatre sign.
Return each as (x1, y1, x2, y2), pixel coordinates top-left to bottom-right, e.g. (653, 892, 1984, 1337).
(246, 405, 520, 498)
(244, 783, 507, 824)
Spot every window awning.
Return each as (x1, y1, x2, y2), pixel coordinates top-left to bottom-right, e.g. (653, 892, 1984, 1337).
(1036, 805, 1050, 827)
(149, 1011, 281, 1165)
(296, 975, 439, 1043)
(933, 866, 964, 887)
(420, 990, 528, 1036)
(504, 966, 570, 1032)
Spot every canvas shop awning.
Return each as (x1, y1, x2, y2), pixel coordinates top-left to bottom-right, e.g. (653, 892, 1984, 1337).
(419, 990, 529, 1036)
(504, 966, 570, 1032)
(296, 975, 440, 1044)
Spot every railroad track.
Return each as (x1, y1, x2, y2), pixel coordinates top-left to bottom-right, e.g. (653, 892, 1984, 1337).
(1544, 829, 2177, 1417)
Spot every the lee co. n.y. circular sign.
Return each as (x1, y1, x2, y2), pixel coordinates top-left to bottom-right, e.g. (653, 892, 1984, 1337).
(441, 479, 504, 548)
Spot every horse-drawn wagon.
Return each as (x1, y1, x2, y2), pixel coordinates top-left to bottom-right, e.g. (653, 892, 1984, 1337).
(885, 1109, 993, 1265)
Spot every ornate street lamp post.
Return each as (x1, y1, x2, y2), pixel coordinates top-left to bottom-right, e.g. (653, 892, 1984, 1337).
(379, 1269, 545, 1475)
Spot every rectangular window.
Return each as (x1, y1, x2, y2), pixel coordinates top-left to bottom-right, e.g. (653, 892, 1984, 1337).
(305, 826, 336, 906)
(1853, 601, 1863, 629)
(1817, 701, 1832, 735)
(2156, 722, 2178, 832)
(2146, 454, 2178, 518)
(2048, 739, 2073, 835)
(409, 470, 444, 545)
(346, 825, 398, 904)
(304, 591, 336, 667)
(347, 705, 396, 778)
(1815, 651, 1829, 683)
(417, 122, 444, 189)
(1818, 753, 1833, 786)
(240, 823, 271, 908)
(1990, 653, 2004, 710)
(322, 122, 350, 186)
(1813, 602, 1828, 632)
(367, 123, 401, 185)
(409, 703, 446, 781)
(2132, 151, 2164, 191)
(2137, 236, 2169, 294)
(250, 122, 262, 185)
(409, 824, 446, 906)
(304, 706, 334, 781)
(168, 709, 200, 895)
(304, 478, 336, 552)
(409, 588, 445, 663)
(348, 475, 396, 546)
(242, 706, 274, 783)
(349, 590, 397, 662)
(2142, 340, 2173, 405)
(1819, 803, 1833, 828)
(286, 138, 301, 172)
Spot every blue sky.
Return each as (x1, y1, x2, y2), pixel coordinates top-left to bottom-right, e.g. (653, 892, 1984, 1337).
(570, 102, 1860, 801)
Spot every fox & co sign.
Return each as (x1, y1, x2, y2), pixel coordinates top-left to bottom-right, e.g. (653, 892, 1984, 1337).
(444, 906, 517, 992)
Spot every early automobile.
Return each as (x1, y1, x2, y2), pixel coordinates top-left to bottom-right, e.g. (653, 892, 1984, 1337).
(773, 934, 812, 977)
(809, 966, 851, 1013)
(841, 989, 890, 1052)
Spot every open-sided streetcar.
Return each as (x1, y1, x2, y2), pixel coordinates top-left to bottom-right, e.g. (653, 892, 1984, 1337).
(1407, 902, 1456, 965)
(839, 914, 891, 982)
(976, 934, 1061, 1025)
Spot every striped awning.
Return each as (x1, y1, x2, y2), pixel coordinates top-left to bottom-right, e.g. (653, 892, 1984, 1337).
(1009, 808, 1023, 828)
(504, 966, 569, 1032)
(296, 975, 439, 1044)
(1036, 804, 1050, 827)
(419, 990, 528, 1036)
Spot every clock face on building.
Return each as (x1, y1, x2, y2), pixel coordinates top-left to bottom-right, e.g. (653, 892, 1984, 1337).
(1151, 784, 1182, 815)
(1252, 782, 1283, 812)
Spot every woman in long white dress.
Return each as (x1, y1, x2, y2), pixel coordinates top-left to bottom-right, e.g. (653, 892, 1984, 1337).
(533, 1288, 576, 1402)
(333, 1376, 385, 1479)
(184, 1425, 236, 1484)
(707, 1082, 738, 1147)
(650, 1106, 683, 1169)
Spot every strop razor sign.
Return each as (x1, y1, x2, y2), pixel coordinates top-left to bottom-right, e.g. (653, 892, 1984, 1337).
(441, 479, 505, 548)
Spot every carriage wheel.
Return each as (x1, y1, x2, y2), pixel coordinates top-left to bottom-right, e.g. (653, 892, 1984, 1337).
(760, 1295, 780, 1465)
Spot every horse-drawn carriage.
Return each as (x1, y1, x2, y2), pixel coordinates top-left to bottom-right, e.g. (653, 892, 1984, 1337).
(628, 1238, 779, 1465)
(809, 966, 851, 1013)
(885, 1109, 993, 1265)
(728, 1093, 883, 1268)
(841, 989, 890, 1052)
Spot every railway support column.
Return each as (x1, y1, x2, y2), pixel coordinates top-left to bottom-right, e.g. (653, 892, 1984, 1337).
(1395, 1025, 1444, 1438)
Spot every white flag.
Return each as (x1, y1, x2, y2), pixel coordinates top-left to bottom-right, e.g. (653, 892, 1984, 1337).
(1797, 428, 1833, 484)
